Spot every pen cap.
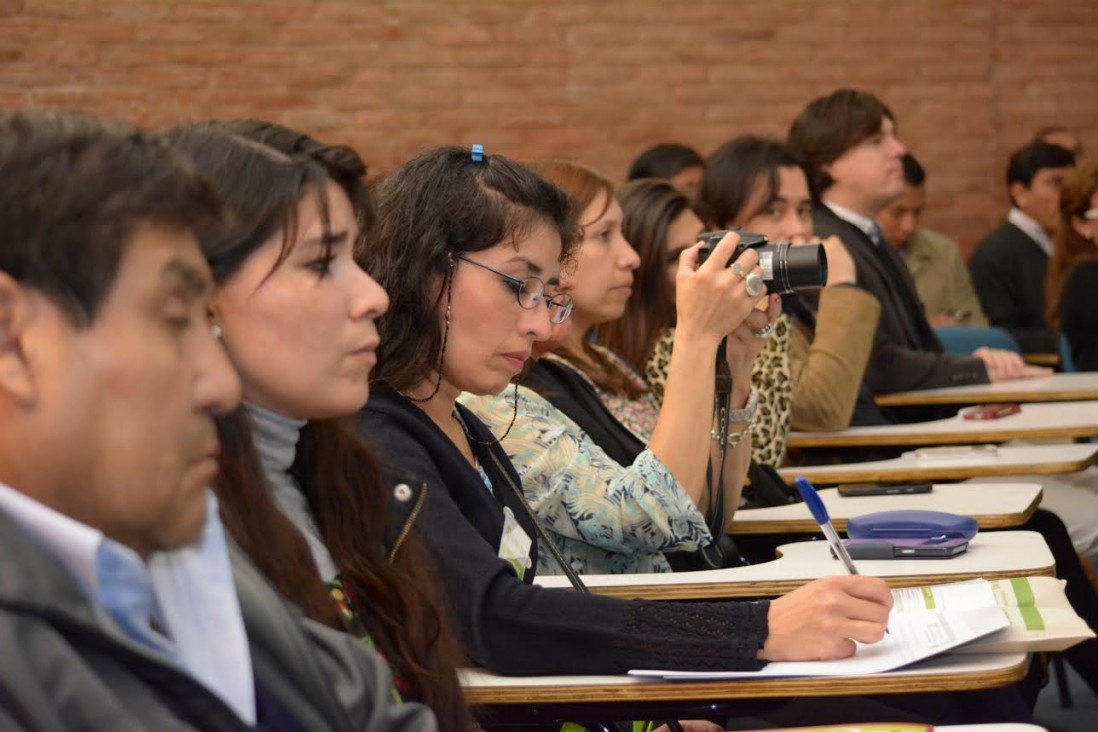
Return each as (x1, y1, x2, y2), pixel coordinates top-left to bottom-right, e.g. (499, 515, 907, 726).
(793, 477, 830, 525)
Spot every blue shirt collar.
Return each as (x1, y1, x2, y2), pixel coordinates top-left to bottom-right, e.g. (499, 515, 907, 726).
(0, 483, 256, 725)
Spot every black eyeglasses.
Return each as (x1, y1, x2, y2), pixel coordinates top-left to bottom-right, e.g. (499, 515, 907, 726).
(455, 255, 573, 324)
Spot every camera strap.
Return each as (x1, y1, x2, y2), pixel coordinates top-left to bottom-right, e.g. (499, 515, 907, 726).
(696, 338, 733, 568)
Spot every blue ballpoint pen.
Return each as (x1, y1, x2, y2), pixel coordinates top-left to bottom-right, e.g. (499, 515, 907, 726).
(794, 476, 860, 575)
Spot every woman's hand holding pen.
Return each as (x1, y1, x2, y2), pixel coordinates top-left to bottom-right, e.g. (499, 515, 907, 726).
(758, 575, 893, 662)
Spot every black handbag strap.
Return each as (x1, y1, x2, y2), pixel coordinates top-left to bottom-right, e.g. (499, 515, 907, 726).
(485, 449, 589, 593)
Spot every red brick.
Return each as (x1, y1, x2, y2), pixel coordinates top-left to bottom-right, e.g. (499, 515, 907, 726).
(58, 20, 135, 43)
(8, 0, 1098, 250)
(0, 0, 23, 18)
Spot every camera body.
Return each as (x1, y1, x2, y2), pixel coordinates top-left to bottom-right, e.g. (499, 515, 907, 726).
(696, 229, 828, 294)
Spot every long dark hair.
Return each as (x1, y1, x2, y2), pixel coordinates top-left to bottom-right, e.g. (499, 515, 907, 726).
(598, 178, 696, 371)
(700, 135, 804, 229)
(161, 124, 471, 731)
(366, 146, 576, 393)
(1047, 162, 1098, 329)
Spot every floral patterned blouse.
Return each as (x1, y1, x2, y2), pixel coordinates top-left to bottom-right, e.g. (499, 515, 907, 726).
(459, 381, 711, 576)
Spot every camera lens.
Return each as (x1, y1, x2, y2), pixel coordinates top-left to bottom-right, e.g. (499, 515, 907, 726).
(758, 242, 828, 294)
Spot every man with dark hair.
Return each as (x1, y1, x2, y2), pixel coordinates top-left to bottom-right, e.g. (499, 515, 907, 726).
(969, 141, 1076, 353)
(788, 89, 1039, 396)
(1035, 125, 1084, 159)
(0, 111, 433, 732)
(877, 153, 988, 327)
(627, 142, 704, 197)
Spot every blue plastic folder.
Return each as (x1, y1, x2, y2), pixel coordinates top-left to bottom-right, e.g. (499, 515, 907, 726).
(846, 509, 978, 541)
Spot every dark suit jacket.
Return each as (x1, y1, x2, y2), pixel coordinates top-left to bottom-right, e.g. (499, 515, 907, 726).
(813, 205, 988, 395)
(969, 221, 1058, 353)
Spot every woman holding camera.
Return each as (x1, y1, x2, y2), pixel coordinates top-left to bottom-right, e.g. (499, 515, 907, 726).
(600, 177, 799, 468)
(695, 135, 883, 432)
(462, 160, 779, 574)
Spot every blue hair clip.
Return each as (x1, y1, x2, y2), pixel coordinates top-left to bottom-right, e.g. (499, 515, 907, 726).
(471, 143, 484, 163)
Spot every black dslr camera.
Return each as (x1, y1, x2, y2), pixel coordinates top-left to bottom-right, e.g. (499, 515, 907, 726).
(696, 229, 828, 294)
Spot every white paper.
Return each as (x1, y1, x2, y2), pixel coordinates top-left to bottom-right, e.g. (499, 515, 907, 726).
(892, 578, 997, 613)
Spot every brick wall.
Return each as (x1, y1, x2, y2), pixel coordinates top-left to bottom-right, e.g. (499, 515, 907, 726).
(2, 0, 1096, 254)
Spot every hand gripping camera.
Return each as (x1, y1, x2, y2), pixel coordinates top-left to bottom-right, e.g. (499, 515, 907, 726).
(696, 229, 828, 294)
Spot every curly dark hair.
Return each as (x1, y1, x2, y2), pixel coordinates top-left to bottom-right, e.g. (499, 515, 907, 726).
(366, 146, 577, 393)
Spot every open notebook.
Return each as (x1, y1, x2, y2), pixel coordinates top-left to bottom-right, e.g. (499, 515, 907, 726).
(630, 576, 1092, 680)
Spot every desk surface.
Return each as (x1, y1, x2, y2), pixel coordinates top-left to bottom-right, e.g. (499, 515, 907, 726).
(876, 372, 1098, 407)
(941, 725, 1048, 732)
(787, 401, 1098, 448)
(779, 443, 1098, 485)
(729, 483, 1041, 535)
(535, 531, 1054, 600)
(461, 652, 1028, 705)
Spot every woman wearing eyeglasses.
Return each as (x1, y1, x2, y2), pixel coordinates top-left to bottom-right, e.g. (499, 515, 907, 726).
(357, 147, 901, 694)
(459, 160, 778, 575)
(1047, 162, 1098, 371)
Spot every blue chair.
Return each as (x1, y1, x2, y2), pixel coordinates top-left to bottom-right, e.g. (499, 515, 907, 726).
(1060, 333, 1078, 373)
(934, 326, 1021, 355)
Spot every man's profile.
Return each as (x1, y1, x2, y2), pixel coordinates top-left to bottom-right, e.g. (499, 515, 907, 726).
(0, 111, 434, 732)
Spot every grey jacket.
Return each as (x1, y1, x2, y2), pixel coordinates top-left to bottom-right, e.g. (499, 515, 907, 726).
(0, 506, 438, 732)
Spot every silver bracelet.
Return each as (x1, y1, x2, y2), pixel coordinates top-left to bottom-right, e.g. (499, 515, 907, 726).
(712, 388, 758, 448)
(716, 422, 754, 449)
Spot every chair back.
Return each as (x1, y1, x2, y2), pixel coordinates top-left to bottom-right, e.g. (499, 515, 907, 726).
(1060, 333, 1078, 373)
(934, 326, 1021, 355)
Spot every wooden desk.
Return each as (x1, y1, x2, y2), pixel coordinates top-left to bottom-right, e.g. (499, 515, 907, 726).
(1025, 352, 1061, 367)
(941, 725, 1048, 732)
(779, 443, 1098, 485)
(787, 401, 1098, 449)
(461, 652, 1028, 709)
(535, 531, 1054, 600)
(876, 372, 1098, 407)
(730, 483, 1042, 535)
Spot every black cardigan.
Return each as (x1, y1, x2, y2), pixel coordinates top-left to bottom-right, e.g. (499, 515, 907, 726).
(357, 390, 770, 676)
(523, 357, 646, 467)
(1061, 260, 1098, 371)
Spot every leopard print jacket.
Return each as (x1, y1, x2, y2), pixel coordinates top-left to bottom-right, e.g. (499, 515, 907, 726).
(644, 314, 793, 467)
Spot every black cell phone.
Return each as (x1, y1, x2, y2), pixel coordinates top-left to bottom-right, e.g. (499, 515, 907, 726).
(842, 537, 969, 559)
(836, 482, 933, 497)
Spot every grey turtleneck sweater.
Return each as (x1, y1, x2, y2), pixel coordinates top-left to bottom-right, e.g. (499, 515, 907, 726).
(244, 403, 339, 581)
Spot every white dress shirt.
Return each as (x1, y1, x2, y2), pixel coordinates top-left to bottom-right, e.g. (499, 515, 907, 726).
(1008, 206, 1054, 257)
